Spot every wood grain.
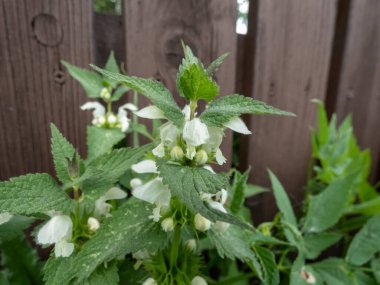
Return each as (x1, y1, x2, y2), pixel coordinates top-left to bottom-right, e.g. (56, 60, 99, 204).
(0, 0, 93, 180)
(333, 0, 380, 181)
(242, 0, 338, 221)
(123, 0, 237, 170)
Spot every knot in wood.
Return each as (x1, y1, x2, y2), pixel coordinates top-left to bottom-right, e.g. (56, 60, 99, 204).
(31, 13, 63, 47)
(53, 70, 66, 84)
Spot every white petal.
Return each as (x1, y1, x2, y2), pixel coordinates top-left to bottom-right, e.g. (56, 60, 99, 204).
(95, 199, 112, 217)
(152, 143, 165, 157)
(203, 165, 215, 173)
(119, 103, 138, 111)
(185, 145, 196, 160)
(215, 148, 227, 165)
(102, 187, 127, 201)
(182, 105, 191, 120)
(132, 178, 171, 206)
(160, 122, 179, 147)
(80, 102, 106, 118)
(191, 276, 208, 285)
(142, 278, 158, 285)
(54, 240, 74, 257)
(0, 212, 13, 225)
(183, 118, 210, 146)
(119, 115, 130, 132)
(194, 214, 211, 232)
(37, 215, 73, 245)
(206, 126, 224, 149)
(217, 189, 228, 205)
(135, 105, 166, 119)
(149, 205, 162, 222)
(209, 201, 227, 213)
(87, 217, 100, 231)
(131, 160, 158, 174)
(223, 117, 251, 134)
(130, 178, 143, 189)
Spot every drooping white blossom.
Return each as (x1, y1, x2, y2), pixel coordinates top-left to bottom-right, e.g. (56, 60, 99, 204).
(132, 178, 171, 208)
(132, 160, 158, 174)
(37, 214, 74, 257)
(183, 118, 210, 147)
(95, 187, 127, 218)
(118, 103, 138, 132)
(81, 102, 106, 126)
(135, 105, 166, 119)
(223, 116, 251, 134)
(194, 213, 211, 232)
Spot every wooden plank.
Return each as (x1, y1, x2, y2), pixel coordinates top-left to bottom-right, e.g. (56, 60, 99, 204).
(0, 0, 93, 180)
(123, 0, 237, 170)
(242, 0, 338, 221)
(333, 0, 380, 181)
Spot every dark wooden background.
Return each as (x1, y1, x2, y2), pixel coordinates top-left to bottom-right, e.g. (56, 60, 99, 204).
(1, 0, 379, 221)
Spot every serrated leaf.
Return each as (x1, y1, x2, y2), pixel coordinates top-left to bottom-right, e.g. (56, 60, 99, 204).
(268, 170, 297, 227)
(253, 246, 279, 285)
(346, 214, 380, 266)
(105, 51, 120, 74)
(44, 199, 167, 285)
(1, 235, 43, 285)
(229, 169, 250, 214)
(208, 225, 263, 280)
(0, 174, 74, 216)
(206, 53, 229, 76)
(289, 254, 308, 285)
(51, 124, 77, 184)
(304, 232, 342, 260)
(310, 258, 357, 285)
(90, 66, 185, 127)
(303, 172, 359, 233)
(0, 215, 33, 243)
(158, 163, 250, 229)
(200, 94, 295, 128)
(83, 262, 119, 285)
(86, 126, 125, 162)
(62, 61, 103, 98)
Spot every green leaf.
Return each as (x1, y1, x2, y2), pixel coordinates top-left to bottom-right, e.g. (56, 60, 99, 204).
(244, 184, 269, 198)
(105, 51, 120, 74)
(303, 172, 359, 233)
(90, 66, 185, 127)
(83, 262, 119, 285)
(268, 170, 297, 227)
(62, 61, 103, 98)
(371, 258, 380, 284)
(86, 126, 125, 162)
(51, 124, 77, 184)
(0, 174, 74, 216)
(158, 162, 250, 229)
(200, 94, 295, 128)
(253, 246, 279, 285)
(229, 169, 250, 214)
(206, 53, 229, 76)
(0, 215, 33, 243)
(304, 232, 342, 260)
(1, 235, 43, 285)
(289, 254, 308, 285)
(44, 199, 167, 285)
(111, 85, 130, 102)
(310, 258, 357, 285)
(346, 214, 380, 266)
(208, 225, 263, 280)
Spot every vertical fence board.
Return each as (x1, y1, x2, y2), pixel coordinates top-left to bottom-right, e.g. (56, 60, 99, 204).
(242, 0, 338, 221)
(124, 0, 237, 169)
(333, 0, 380, 181)
(0, 0, 93, 180)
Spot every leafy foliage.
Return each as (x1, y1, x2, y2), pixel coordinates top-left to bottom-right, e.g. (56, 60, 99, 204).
(206, 53, 229, 76)
(0, 173, 74, 215)
(200, 94, 295, 127)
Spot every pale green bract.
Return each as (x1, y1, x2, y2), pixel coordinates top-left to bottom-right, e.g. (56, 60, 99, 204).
(200, 94, 295, 127)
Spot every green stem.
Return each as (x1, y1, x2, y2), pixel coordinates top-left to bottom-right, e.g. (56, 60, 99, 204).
(73, 185, 80, 201)
(133, 90, 139, 147)
(189, 100, 197, 120)
(107, 101, 112, 114)
(170, 225, 181, 269)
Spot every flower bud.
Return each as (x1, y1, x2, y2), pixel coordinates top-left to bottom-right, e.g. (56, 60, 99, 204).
(142, 278, 157, 285)
(161, 217, 174, 232)
(100, 87, 111, 100)
(107, 113, 117, 125)
(195, 149, 208, 165)
(170, 145, 184, 161)
(191, 276, 208, 285)
(87, 217, 100, 232)
(130, 178, 143, 189)
(97, 115, 106, 125)
(185, 239, 197, 252)
(194, 213, 211, 232)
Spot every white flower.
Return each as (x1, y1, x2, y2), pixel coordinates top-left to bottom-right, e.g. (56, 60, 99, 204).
(209, 201, 230, 232)
(143, 278, 157, 285)
(185, 239, 197, 252)
(81, 102, 106, 126)
(107, 113, 117, 124)
(205, 127, 226, 165)
(132, 160, 158, 174)
(118, 103, 138, 132)
(194, 213, 211, 232)
(183, 118, 210, 147)
(135, 105, 166, 119)
(191, 276, 208, 285)
(186, 145, 197, 160)
(0, 212, 13, 225)
(132, 178, 171, 207)
(87, 217, 100, 232)
(152, 122, 179, 158)
(37, 214, 74, 257)
(95, 187, 127, 217)
(161, 217, 174, 232)
(223, 117, 251, 134)
(130, 178, 143, 189)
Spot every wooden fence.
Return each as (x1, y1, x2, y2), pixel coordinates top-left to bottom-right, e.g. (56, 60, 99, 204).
(1, 0, 379, 221)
